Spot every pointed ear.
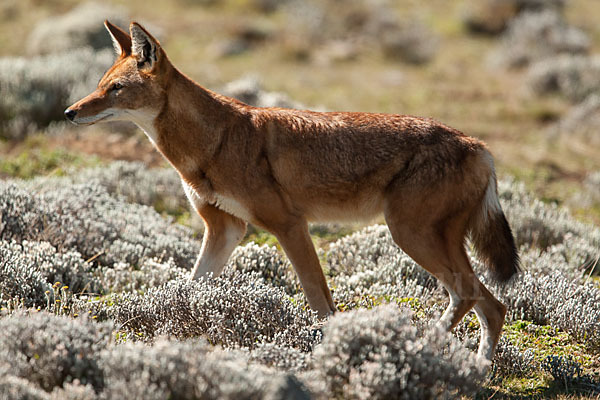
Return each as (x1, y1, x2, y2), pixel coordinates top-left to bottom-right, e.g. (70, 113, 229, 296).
(104, 20, 131, 57)
(130, 22, 161, 70)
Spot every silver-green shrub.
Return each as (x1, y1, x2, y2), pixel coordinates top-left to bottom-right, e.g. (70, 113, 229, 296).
(51, 161, 186, 211)
(0, 240, 102, 309)
(248, 343, 312, 372)
(282, 0, 438, 64)
(221, 77, 306, 109)
(484, 271, 600, 347)
(0, 47, 113, 139)
(0, 241, 52, 308)
(550, 94, 600, 146)
(527, 55, 600, 103)
(227, 242, 300, 295)
(312, 305, 488, 399)
(498, 178, 600, 254)
(0, 374, 51, 400)
(26, 2, 128, 55)
(0, 181, 199, 269)
(325, 225, 439, 307)
(492, 339, 536, 377)
(99, 339, 311, 400)
(0, 312, 113, 392)
(491, 10, 589, 68)
(107, 275, 319, 351)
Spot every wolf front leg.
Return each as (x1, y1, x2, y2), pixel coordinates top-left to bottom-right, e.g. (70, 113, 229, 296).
(190, 203, 247, 280)
(272, 220, 336, 318)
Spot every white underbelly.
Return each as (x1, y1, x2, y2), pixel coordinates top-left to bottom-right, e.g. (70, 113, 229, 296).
(213, 192, 254, 222)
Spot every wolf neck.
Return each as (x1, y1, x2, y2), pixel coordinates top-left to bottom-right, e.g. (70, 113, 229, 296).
(148, 66, 247, 177)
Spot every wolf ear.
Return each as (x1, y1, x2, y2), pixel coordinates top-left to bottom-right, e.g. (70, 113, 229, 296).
(130, 22, 160, 70)
(104, 20, 131, 57)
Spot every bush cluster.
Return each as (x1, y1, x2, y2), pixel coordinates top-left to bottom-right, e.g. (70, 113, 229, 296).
(463, 0, 565, 35)
(311, 305, 488, 399)
(26, 2, 128, 56)
(0, 180, 199, 269)
(104, 274, 319, 351)
(282, 0, 438, 64)
(2, 164, 600, 396)
(0, 47, 114, 140)
(527, 55, 600, 103)
(491, 10, 589, 69)
(221, 76, 306, 109)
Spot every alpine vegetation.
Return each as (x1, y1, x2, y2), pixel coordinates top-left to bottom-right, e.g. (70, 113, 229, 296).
(491, 10, 590, 68)
(527, 55, 600, 103)
(1, 166, 600, 396)
(0, 47, 114, 139)
(0, 180, 199, 269)
(311, 305, 488, 399)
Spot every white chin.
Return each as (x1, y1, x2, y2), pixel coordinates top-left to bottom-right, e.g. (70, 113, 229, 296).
(73, 113, 114, 125)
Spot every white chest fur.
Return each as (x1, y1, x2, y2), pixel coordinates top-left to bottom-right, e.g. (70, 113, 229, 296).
(181, 180, 253, 222)
(213, 192, 253, 222)
(127, 108, 159, 145)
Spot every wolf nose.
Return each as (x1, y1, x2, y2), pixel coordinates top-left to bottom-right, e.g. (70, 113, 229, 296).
(64, 109, 77, 121)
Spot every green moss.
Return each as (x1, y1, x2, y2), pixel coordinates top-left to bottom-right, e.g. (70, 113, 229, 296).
(242, 228, 280, 249)
(0, 144, 100, 179)
(503, 320, 595, 370)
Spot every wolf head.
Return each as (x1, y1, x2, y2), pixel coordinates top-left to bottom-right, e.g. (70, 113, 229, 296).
(65, 21, 169, 126)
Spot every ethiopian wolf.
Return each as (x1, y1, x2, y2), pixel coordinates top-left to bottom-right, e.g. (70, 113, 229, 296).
(65, 21, 519, 360)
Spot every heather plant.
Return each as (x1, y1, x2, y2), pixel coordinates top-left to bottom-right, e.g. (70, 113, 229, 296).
(96, 258, 189, 294)
(282, 0, 438, 64)
(325, 225, 441, 307)
(484, 270, 600, 347)
(221, 76, 306, 109)
(311, 305, 488, 399)
(0, 47, 113, 139)
(573, 170, 600, 208)
(463, 0, 566, 35)
(527, 55, 600, 103)
(0, 242, 53, 308)
(106, 275, 319, 351)
(56, 161, 186, 211)
(491, 339, 536, 378)
(0, 374, 51, 400)
(550, 94, 600, 146)
(0, 312, 113, 392)
(0, 239, 102, 310)
(99, 339, 311, 400)
(227, 242, 300, 295)
(248, 343, 312, 372)
(26, 2, 128, 55)
(497, 178, 600, 253)
(491, 10, 590, 68)
(0, 180, 199, 269)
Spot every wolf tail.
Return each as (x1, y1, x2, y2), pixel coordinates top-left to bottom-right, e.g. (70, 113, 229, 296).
(468, 155, 520, 282)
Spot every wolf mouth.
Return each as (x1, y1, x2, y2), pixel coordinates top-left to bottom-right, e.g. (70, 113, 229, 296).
(72, 113, 113, 125)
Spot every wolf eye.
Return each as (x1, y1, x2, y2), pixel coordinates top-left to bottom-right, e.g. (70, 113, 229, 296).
(111, 82, 123, 91)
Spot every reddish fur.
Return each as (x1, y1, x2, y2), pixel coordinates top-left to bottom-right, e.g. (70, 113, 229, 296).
(66, 21, 519, 360)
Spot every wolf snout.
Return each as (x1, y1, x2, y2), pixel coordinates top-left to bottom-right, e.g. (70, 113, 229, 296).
(64, 109, 77, 121)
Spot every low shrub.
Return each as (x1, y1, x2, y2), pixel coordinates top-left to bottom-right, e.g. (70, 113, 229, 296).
(549, 94, 600, 146)
(26, 2, 128, 55)
(527, 55, 600, 102)
(100, 339, 311, 400)
(312, 305, 488, 399)
(107, 275, 319, 351)
(221, 77, 305, 109)
(491, 10, 589, 68)
(0, 47, 113, 140)
(0, 312, 113, 392)
(463, 0, 565, 35)
(0, 180, 199, 269)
